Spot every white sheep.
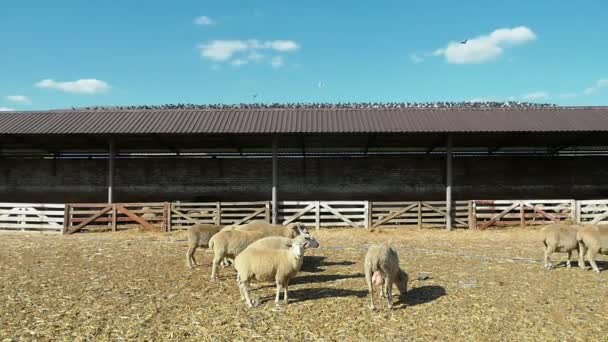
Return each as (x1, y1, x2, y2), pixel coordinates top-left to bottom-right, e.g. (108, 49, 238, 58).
(217, 221, 309, 267)
(234, 237, 309, 307)
(577, 224, 608, 273)
(246, 234, 319, 251)
(364, 244, 408, 310)
(207, 223, 308, 280)
(185, 224, 223, 268)
(540, 223, 582, 269)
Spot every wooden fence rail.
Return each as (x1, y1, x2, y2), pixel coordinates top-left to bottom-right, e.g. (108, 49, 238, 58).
(370, 201, 470, 228)
(473, 199, 575, 230)
(3, 199, 608, 233)
(0, 203, 65, 232)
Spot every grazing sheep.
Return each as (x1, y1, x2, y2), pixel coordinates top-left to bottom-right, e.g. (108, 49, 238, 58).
(364, 244, 408, 310)
(577, 225, 608, 273)
(540, 223, 583, 269)
(234, 237, 309, 307)
(186, 224, 223, 268)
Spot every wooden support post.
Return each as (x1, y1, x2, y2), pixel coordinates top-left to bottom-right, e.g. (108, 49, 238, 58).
(108, 140, 115, 204)
(468, 201, 477, 230)
(271, 138, 278, 224)
(62, 204, 71, 235)
(111, 204, 117, 232)
(163, 202, 171, 232)
(417, 201, 422, 229)
(365, 201, 372, 230)
(520, 202, 525, 228)
(315, 201, 321, 231)
(446, 134, 453, 231)
(265, 201, 271, 222)
(215, 202, 221, 226)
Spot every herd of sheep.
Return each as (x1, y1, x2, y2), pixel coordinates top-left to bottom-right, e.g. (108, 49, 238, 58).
(541, 222, 608, 273)
(185, 219, 607, 309)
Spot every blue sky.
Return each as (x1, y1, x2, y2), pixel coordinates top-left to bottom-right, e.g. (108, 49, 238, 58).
(1, 0, 607, 111)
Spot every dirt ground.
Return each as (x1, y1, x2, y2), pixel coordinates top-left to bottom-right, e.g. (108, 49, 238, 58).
(1, 227, 607, 341)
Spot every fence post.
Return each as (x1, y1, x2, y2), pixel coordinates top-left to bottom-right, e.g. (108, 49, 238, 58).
(215, 202, 221, 226)
(315, 201, 321, 231)
(364, 201, 371, 230)
(62, 204, 71, 235)
(519, 202, 525, 228)
(111, 204, 117, 232)
(573, 200, 580, 223)
(265, 201, 271, 222)
(468, 201, 477, 230)
(163, 202, 171, 232)
(417, 202, 422, 229)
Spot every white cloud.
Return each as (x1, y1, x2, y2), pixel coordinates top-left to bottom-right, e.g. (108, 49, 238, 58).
(270, 56, 285, 68)
(6, 95, 31, 104)
(583, 79, 608, 95)
(433, 26, 536, 64)
(194, 16, 214, 26)
(522, 91, 549, 100)
(35, 78, 110, 94)
(198, 39, 300, 66)
(0, 107, 15, 111)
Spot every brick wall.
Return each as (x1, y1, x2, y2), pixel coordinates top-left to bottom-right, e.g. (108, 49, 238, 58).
(1, 156, 607, 203)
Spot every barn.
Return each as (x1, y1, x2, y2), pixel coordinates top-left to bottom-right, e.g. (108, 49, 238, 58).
(1, 104, 608, 231)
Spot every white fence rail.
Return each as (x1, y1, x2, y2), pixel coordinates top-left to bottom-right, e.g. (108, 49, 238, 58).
(577, 200, 608, 225)
(3, 199, 608, 232)
(0, 203, 65, 232)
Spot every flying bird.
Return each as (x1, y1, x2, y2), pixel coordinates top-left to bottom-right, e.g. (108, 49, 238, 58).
(461, 39, 468, 44)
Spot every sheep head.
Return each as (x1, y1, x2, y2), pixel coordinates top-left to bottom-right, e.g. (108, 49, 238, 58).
(287, 222, 310, 238)
(287, 240, 307, 259)
(395, 269, 408, 294)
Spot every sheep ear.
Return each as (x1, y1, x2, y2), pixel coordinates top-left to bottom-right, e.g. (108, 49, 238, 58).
(286, 243, 293, 248)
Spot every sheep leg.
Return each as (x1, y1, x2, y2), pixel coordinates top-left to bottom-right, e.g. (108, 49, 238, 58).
(365, 269, 375, 310)
(566, 250, 572, 268)
(240, 280, 256, 308)
(275, 282, 282, 304)
(283, 279, 290, 304)
(210, 254, 222, 281)
(385, 275, 394, 309)
(578, 242, 587, 270)
(544, 244, 555, 269)
(187, 245, 197, 268)
(587, 249, 600, 273)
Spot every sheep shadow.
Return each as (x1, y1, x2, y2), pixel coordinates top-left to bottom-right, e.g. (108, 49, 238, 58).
(402, 285, 447, 307)
(301, 256, 356, 273)
(551, 260, 608, 270)
(292, 272, 364, 285)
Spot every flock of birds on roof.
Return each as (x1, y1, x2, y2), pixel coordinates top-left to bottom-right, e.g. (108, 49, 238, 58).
(74, 101, 556, 111)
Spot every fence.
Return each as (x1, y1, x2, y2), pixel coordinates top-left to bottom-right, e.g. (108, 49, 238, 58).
(370, 201, 470, 228)
(472, 199, 575, 230)
(2, 199, 608, 233)
(0, 203, 65, 232)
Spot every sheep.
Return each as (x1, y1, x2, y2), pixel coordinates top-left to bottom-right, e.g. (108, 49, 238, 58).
(364, 244, 408, 310)
(234, 237, 309, 307)
(246, 234, 319, 251)
(540, 223, 583, 269)
(577, 225, 608, 273)
(216, 221, 310, 267)
(185, 224, 223, 268)
(141, 206, 157, 220)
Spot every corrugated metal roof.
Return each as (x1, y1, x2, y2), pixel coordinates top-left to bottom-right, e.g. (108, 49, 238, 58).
(1, 107, 608, 135)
